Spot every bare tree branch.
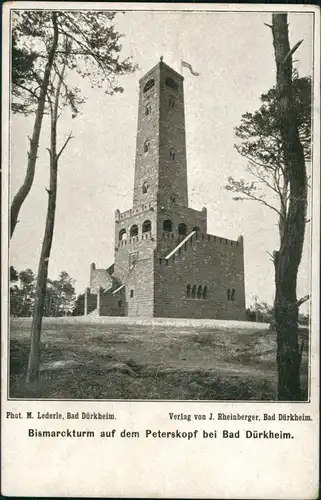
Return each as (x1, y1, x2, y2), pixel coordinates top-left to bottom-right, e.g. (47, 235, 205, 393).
(57, 132, 74, 160)
(297, 295, 310, 307)
(282, 39, 304, 65)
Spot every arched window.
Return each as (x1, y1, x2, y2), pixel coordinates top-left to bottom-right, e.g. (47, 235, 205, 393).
(130, 225, 138, 237)
(145, 103, 152, 116)
(191, 285, 196, 299)
(144, 140, 150, 153)
(227, 289, 231, 301)
(119, 229, 127, 241)
(186, 284, 191, 298)
(143, 78, 155, 93)
(178, 223, 187, 236)
(163, 219, 172, 232)
(231, 289, 236, 301)
(169, 95, 175, 108)
(203, 286, 208, 300)
(142, 181, 149, 194)
(165, 77, 178, 90)
(169, 149, 176, 160)
(197, 285, 202, 299)
(142, 220, 151, 233)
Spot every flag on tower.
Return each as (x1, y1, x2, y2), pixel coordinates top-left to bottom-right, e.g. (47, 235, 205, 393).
(181, 60, 200, 76)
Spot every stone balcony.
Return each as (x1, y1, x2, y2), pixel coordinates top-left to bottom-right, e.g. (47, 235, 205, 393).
(115, 203, 156, 222)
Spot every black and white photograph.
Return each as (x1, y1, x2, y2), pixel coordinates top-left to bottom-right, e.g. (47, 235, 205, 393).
(2, 3, 319, 498)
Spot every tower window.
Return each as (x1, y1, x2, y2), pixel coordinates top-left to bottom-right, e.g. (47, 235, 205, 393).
(203, 286, 208, 299)
(231, 289, 236, 301)
(163, 219, 172, 232)
(130, 224, 138, 237)
(144, 140, 150, 153)
(169, 149, 176, 160)
(186, 284, 191, 298)
(119, 229, 127, 241)
(165, 77, 178, 90)
(143, 78, 155, 93)
(142, 181, 149, 194)
(145, 103, 152, 116)
(129, 251, 139, 269)
(191, 285, 196, 299)
(142, 220, 151, 233)
(197, 285, 202, 299)
(130, 289, 134, 298)
(169, 95, 175, 108)
(178, 223, 187, 236)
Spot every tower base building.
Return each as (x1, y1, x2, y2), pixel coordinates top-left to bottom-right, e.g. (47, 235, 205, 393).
(85, 59, 246, 319)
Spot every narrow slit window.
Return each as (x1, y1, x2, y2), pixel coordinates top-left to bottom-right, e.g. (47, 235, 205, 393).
(169, 95, 175, 108)
(144, 78, 155, 93)
(145, 103, 152, 116)
(129, 251, 139, 269)
(169, 149, 176, 160)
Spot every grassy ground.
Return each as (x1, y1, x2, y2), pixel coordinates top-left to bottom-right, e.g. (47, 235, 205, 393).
(9, 317, 309, 400)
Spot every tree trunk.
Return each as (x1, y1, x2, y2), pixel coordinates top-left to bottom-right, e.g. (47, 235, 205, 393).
(272, 14, 307, 400)
(10, 12, 58, 238)
(26, 57, 71, 383)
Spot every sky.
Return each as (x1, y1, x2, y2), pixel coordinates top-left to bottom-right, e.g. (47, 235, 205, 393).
(9, 8, 314, 311)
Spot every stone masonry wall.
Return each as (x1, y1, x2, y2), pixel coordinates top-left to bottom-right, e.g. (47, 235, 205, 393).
(85, 288, 97, 315)
(99, 287, 126, 316)
(158, 63, 188, 208)
(156, 204, 207, 257)
(133, 64, 160, 208)
(154, 233, 246, 319)
(125, 258, 154, 316)
(90, 263, 113, 293)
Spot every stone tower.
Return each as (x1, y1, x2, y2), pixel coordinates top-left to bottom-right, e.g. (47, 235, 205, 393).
(90, 58, 246, 319)
(133, 58, 188, 208)
(114, 58, 207, 316)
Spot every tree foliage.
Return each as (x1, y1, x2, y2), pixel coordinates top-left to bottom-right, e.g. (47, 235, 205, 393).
(10, 268, 35, 317)
(10, 267, 76, 317)
(225, 74, 311, 241)
(72, 293, 85, 316)
(12, 11, 136, 115)
(11, 10, 137, 236)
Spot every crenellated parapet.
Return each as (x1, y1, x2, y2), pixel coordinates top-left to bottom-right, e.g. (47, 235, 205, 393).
(158, 232, 244, 266)
(115, 202, 156, 223)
